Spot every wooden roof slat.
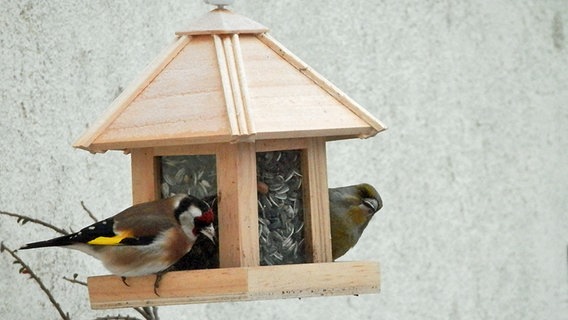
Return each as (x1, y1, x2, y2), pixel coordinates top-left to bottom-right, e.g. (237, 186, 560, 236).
(232, 34, 256, 138)
(222, 35, 248, 138)
(213, 34, 240, 139)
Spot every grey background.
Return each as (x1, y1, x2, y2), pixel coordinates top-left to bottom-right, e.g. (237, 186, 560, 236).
(1, 1, 567, 319)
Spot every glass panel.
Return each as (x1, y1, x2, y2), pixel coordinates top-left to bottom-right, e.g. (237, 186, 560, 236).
(160, 155, 217, 199)
(257, 150, 305, 265)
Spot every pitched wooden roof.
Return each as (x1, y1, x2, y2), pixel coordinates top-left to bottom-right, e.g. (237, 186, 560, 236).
(74, 9, 386, 153)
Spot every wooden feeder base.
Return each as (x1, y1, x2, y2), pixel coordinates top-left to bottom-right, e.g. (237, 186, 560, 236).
(87, 261, 380, 309)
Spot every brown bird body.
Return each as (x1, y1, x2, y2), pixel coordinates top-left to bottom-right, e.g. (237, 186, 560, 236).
(20, 194, 215, 277)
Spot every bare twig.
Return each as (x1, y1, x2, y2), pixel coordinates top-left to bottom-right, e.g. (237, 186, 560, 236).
(151, 307, 159, 320)
(62, 273, 87, 287)
(0, 242, 71, 320)
(80, 201, 99, 223)
(133, 308, 150, 319)
(96, 316, 142, 320)
(0, 211, 69, 235)
(133, 307, 159, 320)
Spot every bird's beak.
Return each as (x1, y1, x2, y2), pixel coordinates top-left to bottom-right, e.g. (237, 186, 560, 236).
(200, 224, 216, 244)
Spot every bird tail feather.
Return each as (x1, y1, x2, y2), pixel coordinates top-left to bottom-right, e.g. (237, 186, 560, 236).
(20, 234, 74, 250)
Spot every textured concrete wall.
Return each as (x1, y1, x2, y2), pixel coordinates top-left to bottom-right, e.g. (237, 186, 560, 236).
(1, 1, 567, 319)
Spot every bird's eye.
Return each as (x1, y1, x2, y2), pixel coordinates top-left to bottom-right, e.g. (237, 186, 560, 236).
(362, 199, 378, 212)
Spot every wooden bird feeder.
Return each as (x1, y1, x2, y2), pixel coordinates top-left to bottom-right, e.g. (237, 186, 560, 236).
(74, 3, 386, 309)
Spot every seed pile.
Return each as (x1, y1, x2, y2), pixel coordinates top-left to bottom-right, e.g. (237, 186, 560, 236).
(257, 150, 305, 265)
(160, 155, 217, 199)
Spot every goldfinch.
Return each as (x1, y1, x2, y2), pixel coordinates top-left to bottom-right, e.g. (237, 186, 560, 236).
(20, 194, 215, 284)
(329, 183, 382, 260)
(172, 183, 382, 270)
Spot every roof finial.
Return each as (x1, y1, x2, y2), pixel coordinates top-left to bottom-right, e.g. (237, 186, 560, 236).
(204, 0, 235, 10)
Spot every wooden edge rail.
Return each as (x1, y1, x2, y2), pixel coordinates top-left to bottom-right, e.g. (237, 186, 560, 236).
(88, 261, 380, 309)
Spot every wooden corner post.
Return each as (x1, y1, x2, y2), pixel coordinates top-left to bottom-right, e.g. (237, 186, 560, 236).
(303, 137, 333, 263)
(216, 142, 260, 268)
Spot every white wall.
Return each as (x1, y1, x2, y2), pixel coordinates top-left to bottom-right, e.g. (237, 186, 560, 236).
(1, 1, 567, 319)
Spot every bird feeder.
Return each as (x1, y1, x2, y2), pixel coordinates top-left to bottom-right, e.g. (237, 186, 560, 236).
(74, 3, 386, 309)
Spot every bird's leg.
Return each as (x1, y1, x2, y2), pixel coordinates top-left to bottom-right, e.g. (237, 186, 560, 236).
(153, 271, 167, 296)
(121, 276, 130, 287)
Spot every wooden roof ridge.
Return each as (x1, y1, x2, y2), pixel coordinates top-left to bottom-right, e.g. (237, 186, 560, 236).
(212, 33, 256, 142)
(73, 36, 191, 152)
(256, 33, 387, 138)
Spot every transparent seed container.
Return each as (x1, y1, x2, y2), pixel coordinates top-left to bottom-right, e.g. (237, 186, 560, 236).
(256, 150, 305, 265)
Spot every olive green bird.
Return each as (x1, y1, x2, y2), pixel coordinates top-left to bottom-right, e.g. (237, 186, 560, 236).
(171, 183, 382, 270)
(328, 183, 382, 260)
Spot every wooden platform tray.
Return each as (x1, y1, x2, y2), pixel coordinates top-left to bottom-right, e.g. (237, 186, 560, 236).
(88, 261, 380, 309)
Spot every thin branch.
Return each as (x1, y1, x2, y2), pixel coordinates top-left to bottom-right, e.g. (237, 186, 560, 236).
(96, 316, 142, 320)
(62, 274, 87, 287)
(0, 211, 69, 235)
(133, 307, 159, 320)
(0, 242, 71, 320)
(151, 307, 159, 320)
(80, 201, 99, 223)
(133, 308, 151, 319)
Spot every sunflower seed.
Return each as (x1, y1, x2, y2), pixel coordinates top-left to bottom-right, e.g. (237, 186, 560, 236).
(163, 173, 176, 186)
(174, 168, 186, 184)
(161, 182, 170, 198)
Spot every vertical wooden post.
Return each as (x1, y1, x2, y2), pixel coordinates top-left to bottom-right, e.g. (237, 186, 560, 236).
(216, 143, 260, 268)
(302, 138, 333, 263)
(131, 148, 160, 204)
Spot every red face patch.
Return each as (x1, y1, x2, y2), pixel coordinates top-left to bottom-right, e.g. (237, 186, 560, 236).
(198, 209, 215, 224)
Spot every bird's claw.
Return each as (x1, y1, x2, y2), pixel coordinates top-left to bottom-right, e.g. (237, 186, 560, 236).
(153, 272, 164, 296)
(121, 273, 164, 296)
